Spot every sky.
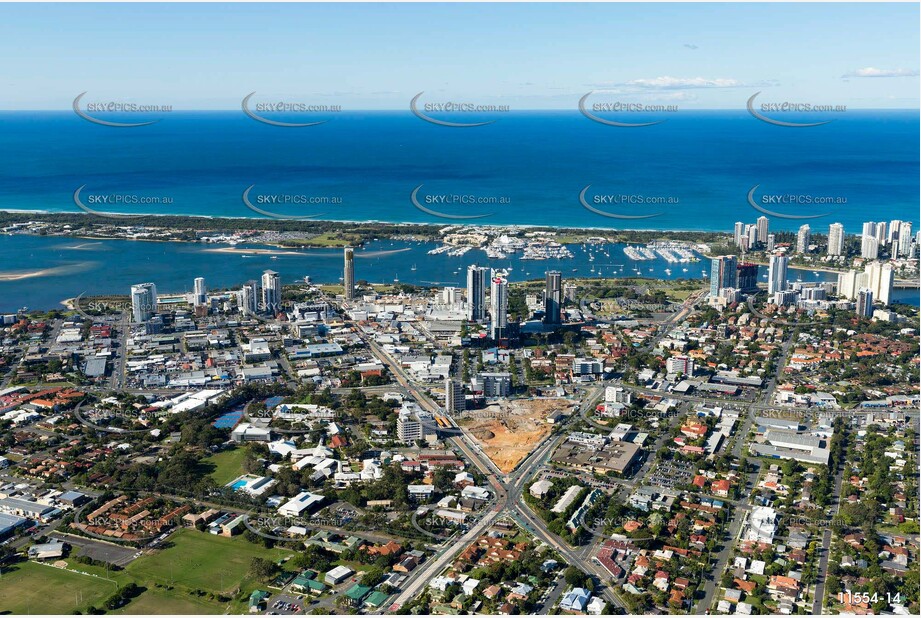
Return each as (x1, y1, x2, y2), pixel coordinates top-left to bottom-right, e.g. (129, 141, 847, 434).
(0, 2, 918, 110)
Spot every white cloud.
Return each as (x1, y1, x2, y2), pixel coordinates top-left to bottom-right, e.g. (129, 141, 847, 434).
(625, 76, 743, 89)
(842, 67, 919, 78)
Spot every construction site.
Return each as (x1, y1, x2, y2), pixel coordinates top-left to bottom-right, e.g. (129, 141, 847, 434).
(456, 398, 574, 474)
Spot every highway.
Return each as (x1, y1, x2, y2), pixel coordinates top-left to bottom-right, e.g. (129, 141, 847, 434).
(360, 325, 627, 612)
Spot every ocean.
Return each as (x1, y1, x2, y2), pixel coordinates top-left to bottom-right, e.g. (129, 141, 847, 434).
(0, 110, 917, 232)
(0, 110, 917, 309)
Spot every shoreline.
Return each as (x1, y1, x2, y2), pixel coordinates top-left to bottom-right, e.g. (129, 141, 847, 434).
(0, 209, 736, 238)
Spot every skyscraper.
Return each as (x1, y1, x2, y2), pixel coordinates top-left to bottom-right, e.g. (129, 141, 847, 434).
(489, 275, 508, 340)
(445, 378, 465, 415)
(856, 288, 874, 317)
(442, 287, 459, 307)
(240, 281, 259, 316)
(766, 234, 775, 252)
(733, 222, 744, 247)
(261, 270, 280, 314)
(746, 224, 758, 251)
(767, 254, 788, 295)
(130, 283, 157, 323)
(861, 235, 879, 259)
(796, 225, 811, 253)
(737, 263, 759, 292)
(466, 265, 489, 322)
(193, 277, 207, 307)
(865, 261, 894, 306)
(827, 223, 845, 256)
(875, 221, 888, 245)
(343, 247, 355, 300)
(756, 216, 769, 244)
(709, 256, 738, 297)
(898, 221, 913, 257)
(889, 220, 902, 243)
(543, 270, 562, 326)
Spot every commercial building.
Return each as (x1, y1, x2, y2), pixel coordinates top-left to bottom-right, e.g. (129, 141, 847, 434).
(749, 429, 830, 464)
(543, 270, 562, 325)
(397, 412, 423, 443)
(767, 253, 788, 295)
(796, 225, 810, 253)
(343, 247, 355, 300)
(325, 565, 354, 586)
(838, 261, 893, 306)
(0, 512, 28, 540)
(472, 372, 511, 398)
(856, 288, 874, 317)
(0, 496, 57, 521)
(756, 216, 769, 244)
(709, 256, 737, 297)
(193, 277, 207, 307)
(130, 282, 158, 323)
(466, 265, 489, 322)
(861, 234, 879, 259)
(278, 491, 325, 517)
(736, 262, 759, 292)
(827, 223, 845, 256)
(445, 378, 465, 415)
(239, 281, 259, 316)
(260, 270, 281, 314)
(666, 355, 695, 377)
(897, 221, 913, 257)
(489, 275, 508, 340)
(551, 440, 641, 475)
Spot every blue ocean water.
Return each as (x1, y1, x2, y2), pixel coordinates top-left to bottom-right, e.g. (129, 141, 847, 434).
(0, 110, 917, 233)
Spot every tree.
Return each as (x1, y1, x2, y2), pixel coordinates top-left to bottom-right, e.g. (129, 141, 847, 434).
(360, 566, 385, 587)
(249, 557, 279, 581)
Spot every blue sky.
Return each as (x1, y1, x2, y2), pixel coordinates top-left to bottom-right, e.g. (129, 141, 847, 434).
(1, 2, 918, 110)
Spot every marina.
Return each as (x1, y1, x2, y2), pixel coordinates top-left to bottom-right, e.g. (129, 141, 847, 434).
(2, 233, 910, 312)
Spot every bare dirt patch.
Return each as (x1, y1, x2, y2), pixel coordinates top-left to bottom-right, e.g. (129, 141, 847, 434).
(458, 398, 574, 474)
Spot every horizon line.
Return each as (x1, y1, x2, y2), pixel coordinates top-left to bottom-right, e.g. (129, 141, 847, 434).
(2, 107, 920, 113)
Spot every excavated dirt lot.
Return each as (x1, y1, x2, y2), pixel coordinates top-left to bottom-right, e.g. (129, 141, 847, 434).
(459, 398, 574, 473)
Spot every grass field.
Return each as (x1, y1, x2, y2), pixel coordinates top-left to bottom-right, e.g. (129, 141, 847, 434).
(201, 447, 247, 485)
(126, 528, 294, 596)
(112, 586, 227, 615)
(0, 560, 116, 614)
(0, 527, 297, 614)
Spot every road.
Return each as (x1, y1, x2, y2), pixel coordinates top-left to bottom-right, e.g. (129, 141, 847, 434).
(696, 320, 798, 612)
(812, 428, 847, 614)
(361, 325, 626, 612)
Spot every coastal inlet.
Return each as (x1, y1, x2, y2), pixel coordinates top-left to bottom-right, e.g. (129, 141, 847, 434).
(0, 234, 909, 312)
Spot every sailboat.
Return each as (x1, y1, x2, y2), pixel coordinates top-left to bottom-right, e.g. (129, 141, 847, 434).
(411, 264, 417, 271)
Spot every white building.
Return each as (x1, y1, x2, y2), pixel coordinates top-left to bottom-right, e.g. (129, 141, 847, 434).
(130, 283, 157, 323)
(278, 491, 324, 517)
